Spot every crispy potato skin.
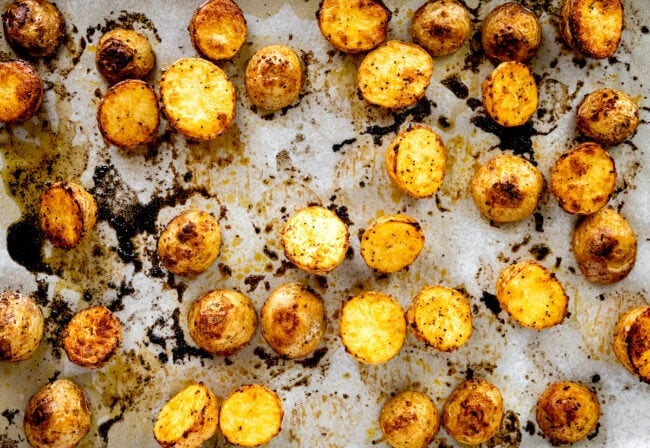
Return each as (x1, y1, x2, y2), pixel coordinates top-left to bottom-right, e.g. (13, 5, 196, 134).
(317, 0, 391, 53)
(379, 390, 440, 448)
(260, 283, 326, 359)
(576, 88, 639, 147)
(571, 207, 637, 284)
(62, 306, 122, 368)
(536, 381, 600, 444)
(560, 0, 623, 59)
(2, 0, 65, 58)
(360, 214, 425, 273)
(481, 2, 541, 63)
(613, 306, 650, 383)
(24, 379, 91, 448)
(442, 378, 503, 445)
(0, 59, 43, 123)
(245, 45, 303, 110)
(481, 61, 538, 127)
(0, 291, 44, 362)
(410, 0, 470, 57)
(189, 0, 247, 62)
(188, 289, 257, 356)
(96, 28, 156, 83)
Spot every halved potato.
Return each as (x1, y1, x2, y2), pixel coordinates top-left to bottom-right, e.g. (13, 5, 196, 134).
(481, 2, 542, 63)
(560, 0, 623, 59)
(62, 306, 122, 368)
(379, 390, 440, 448)
(410, 0, 470, 57)
(0, 59, 43, 123)
(0, 291, 44, 362)
(189, 0, 247, 62)
(2, 0, 65, 58)
(481, 60, 538, 127)
(613, 306, 650, 383)
(95, 28, 156, 83)
(360, 214, 425, 273)
(576, 88, 639, 147)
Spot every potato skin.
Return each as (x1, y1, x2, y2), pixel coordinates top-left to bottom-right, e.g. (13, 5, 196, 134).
(481, 2, 541, 63)
(560, 0, 623, 59)
(576, 88, 639, 147)
(0, 59, 43, 123)
(95, 28, 156, 84)
(245, 45, 304, 110)
(360, 214, 425, 273)
(379, 390, 440, 448)
(481, 60, 538, 127)
(62, 306, 122, 368)
(410, 0, 470, 57)
(189, 0, 247, 62)
(613, 306, 650, 383)
(2, 0, 65, 58)
(0, 291, 44, 362)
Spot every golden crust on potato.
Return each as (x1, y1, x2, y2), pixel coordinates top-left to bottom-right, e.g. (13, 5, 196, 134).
(379, 390, 440, 448)
(410, 0, 470, 57)
(360, 214, 425, 273)
(481, 60, 538, 127)
(95, 28, 156, 84)
(2, 0, 65, 58)
(189, 0, 247, 62)
(0, 59, 43, 123)
(560, 0, 623, 59)
(481, 2, 541, 63)
(576, 88, 639, 147)
(613, 306, 650, 383)
(0, 291, 44, 362)
(62, 306, 122, 368)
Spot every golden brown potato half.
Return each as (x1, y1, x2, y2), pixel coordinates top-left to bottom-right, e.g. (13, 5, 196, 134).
(481, 2, 541, 63)
(550, 142, 616, 215)
(560, 0, 623, 59)
(188, 289, 257, 356)
(39, 181, 98, 249)
(576, 88, 640, 147)
(357, 40, 433, 109)
(97, 79, 160, 148)
(0, 59, 43, 123)
(2, 0, 65, 58)
(442, 378, 503, 445)
(481, 60, 538, 127)
(62, 306, 122, 368)
(95, 28, 156, 84)
(496, 260, 569, 329)
(316, 0, 391, 54)
(360, 214, 425, 273)
(0, 291, 44, 362)
(219, 384, 284, 447)
(153, 382, 219, 448)
(339, 291, 406, 364)
(160, 57, 236, 141)
(613, 306, 650, 383)
(245, 44, 304, 110)
(572, 207, 637, 284)
(385, 125, 446, 199)
(157, 209, 222, 277)
(471, 154, 544, 223)
(410, 0, 470, 57)
(379, 390, 440, 448)
(260, 282, 326, 359)
(281, 206, 349, 275)
(24, 379, 92, 448)
(536, 381, 600, 444)
(189, 0, 247, 62)
(406, 285, 472, 352)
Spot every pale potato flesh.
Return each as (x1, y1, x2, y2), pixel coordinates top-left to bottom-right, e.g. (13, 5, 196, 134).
(360, 214, 425, 273)
(482, 61, 538, 127)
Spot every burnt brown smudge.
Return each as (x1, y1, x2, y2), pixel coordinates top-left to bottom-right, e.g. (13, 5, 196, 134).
(98, 413, 124, 444)
(295, 347, 328, 369)
(529, 243, 551, 261)
(85, 10, 161, 43)
(332, 138, 357, 153)
(488, 410, 522, 448)
(470, 115, 538, 163)
(6, 215, 50, 274)
(244, 275, 265, 292)
(1, 409, 19, 426)
(364, 98, 434, 145)
(481, 291, 502, 316)
(441, 74, 469, 99)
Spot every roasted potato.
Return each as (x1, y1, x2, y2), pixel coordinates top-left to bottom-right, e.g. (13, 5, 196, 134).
(339, 291, 406, 364)
(316, 0, 391, 54)
(97, 79, 160, 148)
(571, 207, 637, 284)
(260, 283, 326, 359)
(357, 39, 433, 109)
(360, 214, 425, 273)
(189, 0, 247, 62)
(281, 206, 349, 275)
(496, 260, 568, 329)
(24, 379, 91, 448)
(245, 44, 304, 110)
(410, 0, 470, 57)
(536, 381, 600, 444)
(406, 285, 472, 352)
(0, 291, 44, 362)
(153, 382, 219, 448)
(442, 378, 503, 445)
(379, 390, 440, 448)
(0, 59, 43, 123)
(2, 0, 65, 58)
(470, 154, 544, 223)
(187, 289, 257, 356)
(576, 88, 640, 147)
(157, 209, 222, 277)
(384, 125, 446, 199)
(550, 142, 616, 215)
(481, 60, 538, 127)
(560, 0, 623, 59)
(219, 384, 284, 447)
(613, 306, 650, 383)
(159, 57, 236, 141)
(481, 2, 541, 63)
(39, 181, 98, 249)
(62, 306, 122, 368)
(95, 28, 156, 84)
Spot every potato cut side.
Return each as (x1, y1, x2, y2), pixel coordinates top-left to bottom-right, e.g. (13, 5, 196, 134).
(360, 214, 425, 273)
(379, 390, 440, 448)
(481, 60, 538, 127)
(62, 306, 122, 368)
(189, 0, 247, 62)
(0, 59, 43, 123)
(613, 306, 650, 383)
(0, 291, 44, 362)
(561, 0, 623, 59)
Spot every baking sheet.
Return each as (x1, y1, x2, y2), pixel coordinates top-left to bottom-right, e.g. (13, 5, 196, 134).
(0, 0, 648, 447)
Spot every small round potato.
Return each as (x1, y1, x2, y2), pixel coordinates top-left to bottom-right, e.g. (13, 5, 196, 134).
(536, 381, 600, 444)
(410, 0, 470, 57)
(188, 289, 257, 356)
(360, 214, 425, 273)
(260, 283, 326, 359)
(157, 209, 222, 277)
(0, 59, 44, 123)
(576, 88, 640, 147)
(24, 379, 92, 448)
(481, 61, 538, 127)
(572, 207, 637, 284)
(560, 0, 623, 59)
(0, 291, 44, 362)
(2, 0, 65, 58)
(442, 378, 503, 446)
(189, 0, 247, 62)
(613, 306, 650, 383)
(95, 28, 156, 84)
(379, 390, 440, 448)
(481, 2, 542, 63)
(245, 45, 304, 110)
(471, 154, 544, 223)
(62, 306, 122, 368)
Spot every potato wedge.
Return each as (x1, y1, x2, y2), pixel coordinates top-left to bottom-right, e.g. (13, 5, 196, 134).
(189, 0, 247, 62)
(481, 2, 541, 63)
(613, 306, 650, 383)
(0, 59, 43, 123)
(481, 60, 538, 127)
(576, 88, 639, 147)
(360, 214, 425, 273)
(560, 0, 623, 59)
(379, 390, 440, 448)
(410, 0, 470, 57)
(62, 306, 122, 368)
(245, 44, 303, 110)
(2, 0, 65, 58)
(95, 28, 156, 83)
(0, 291, 44, 362)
